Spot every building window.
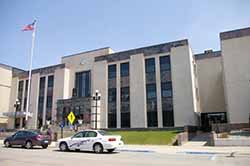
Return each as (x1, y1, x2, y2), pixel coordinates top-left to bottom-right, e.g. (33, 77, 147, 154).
(120, 62, 129, 77)
(17, 80, 24, 111)
(108, 64, 116, 79)
(120, 62, 130, 128)
(37, 77, 45, 128)
(121, 87, 130, 128)
(46, 75, 54, 122)
(160, 56, 171, 71)
(23, 80, 29, 111)
(161, 82, 172, 98)
(145, 58, 156, 73)
(75, 71, 91, 97)
(108, 65, 117, 128)
(145, 58, 158, 127)
(160, 55, 174, 127)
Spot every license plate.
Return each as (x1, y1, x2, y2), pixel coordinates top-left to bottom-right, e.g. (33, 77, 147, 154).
(44, 140, 48, 143)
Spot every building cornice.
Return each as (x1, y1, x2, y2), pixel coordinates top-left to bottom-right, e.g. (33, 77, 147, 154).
(95, 39, 188, 63)
(220, 27, 250, 40)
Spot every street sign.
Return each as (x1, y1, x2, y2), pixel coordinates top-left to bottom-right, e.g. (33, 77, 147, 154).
(67, 111, 76, 125)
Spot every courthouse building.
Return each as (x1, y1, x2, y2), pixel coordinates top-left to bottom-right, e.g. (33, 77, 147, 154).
(0, 27, 249, 130)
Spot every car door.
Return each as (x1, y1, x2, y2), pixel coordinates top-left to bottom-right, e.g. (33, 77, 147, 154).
(83, 131, 98, 151)
(68, 131, 86, 150)
(12, 131, 26, 145)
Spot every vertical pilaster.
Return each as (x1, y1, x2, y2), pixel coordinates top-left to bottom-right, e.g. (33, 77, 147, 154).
(155, 57, 163, 128)
(130, 54, 147, 128)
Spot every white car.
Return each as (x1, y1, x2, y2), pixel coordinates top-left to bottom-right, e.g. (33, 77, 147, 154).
(57, 130, 124, 153)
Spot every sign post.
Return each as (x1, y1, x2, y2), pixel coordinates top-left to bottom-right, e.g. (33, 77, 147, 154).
(60, 122, 64, 138)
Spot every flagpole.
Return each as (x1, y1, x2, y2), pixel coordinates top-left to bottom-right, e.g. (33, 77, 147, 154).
(25, 20, 37, 127)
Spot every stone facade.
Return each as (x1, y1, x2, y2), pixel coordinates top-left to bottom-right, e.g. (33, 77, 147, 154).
(1, 27, 250, 130)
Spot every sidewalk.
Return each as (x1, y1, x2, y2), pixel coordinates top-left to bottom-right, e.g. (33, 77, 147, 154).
(118, 144, 250, 156)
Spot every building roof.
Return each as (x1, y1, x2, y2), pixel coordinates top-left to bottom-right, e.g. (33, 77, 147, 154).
(95, 39, 188, 62)
(16, 64, 65, 78)
(220, 27, 250, 40)
(0, 63, 25, 72)
(195, 50, 221, 60)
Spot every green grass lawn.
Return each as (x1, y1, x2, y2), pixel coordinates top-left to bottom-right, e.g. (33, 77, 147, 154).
(110, 130, 178, 145)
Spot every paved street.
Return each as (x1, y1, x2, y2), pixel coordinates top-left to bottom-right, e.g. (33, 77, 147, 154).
(0, 145, 250, 166)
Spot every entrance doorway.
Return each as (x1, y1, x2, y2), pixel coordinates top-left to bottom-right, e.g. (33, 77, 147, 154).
(201, 112, 227, 131)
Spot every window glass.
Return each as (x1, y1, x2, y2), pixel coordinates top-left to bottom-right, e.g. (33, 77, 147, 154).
(85, 131, 97, 137)
(73, 132, 85, 138)
(98, 130, 112, 136)
(16, 131, 25, 137)
(145, 58, 155, 73)
(161, 82, 172, 97)
(120, 62, 129, 77)
(160, 56, 174, 127)
(75, 71, 91, 97)
(160, 56, 171, 71)
(108, 65, 116, 79)
(146, 84, 157, 99)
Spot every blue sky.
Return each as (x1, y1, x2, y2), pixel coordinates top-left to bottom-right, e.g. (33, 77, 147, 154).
(0, 0, 250, 70)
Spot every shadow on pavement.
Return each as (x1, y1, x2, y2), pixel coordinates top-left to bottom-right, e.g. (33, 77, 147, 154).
(2, 145, 46, 150)
(53, 149, 120, 155)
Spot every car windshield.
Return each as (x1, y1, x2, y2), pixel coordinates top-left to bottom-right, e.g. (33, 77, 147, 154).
(98, 130, 112, 136)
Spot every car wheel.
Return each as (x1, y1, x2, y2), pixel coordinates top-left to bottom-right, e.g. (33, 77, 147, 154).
(93, 143, 103, 153)
(59, 142, 68, 151)
(42, 145, 48, 149)
(4, 140, 11, 148)
(25, 141, 33, 149)
(107, 149, 115, 153)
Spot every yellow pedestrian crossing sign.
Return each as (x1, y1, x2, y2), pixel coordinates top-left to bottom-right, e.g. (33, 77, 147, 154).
(67, 111, 76, 125)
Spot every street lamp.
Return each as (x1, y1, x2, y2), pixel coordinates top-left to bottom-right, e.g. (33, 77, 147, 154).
(13, 99, 21, 129)
(92, 90, 101, 130)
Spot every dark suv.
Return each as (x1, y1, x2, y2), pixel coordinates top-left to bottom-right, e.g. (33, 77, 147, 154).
(4, 130, 51, 149)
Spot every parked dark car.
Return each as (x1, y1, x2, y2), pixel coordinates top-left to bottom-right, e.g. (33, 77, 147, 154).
(4, 130, 51, 149)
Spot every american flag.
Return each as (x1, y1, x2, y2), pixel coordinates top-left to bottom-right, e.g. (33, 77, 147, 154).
(22, 20, 36, 31)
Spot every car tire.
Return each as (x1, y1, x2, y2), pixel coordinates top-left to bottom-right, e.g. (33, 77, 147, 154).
(107, 149, 115, 153)
(93, 143, 103, 153)
(42, 145, 48, 149)
(4, 140, 11, 148)
(59, 142, 68, 151)
(25, 141, 33, 149)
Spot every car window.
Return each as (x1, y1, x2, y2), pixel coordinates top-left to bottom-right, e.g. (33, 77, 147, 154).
(98, 130, 112, 136)
(15, 131, 25, 137)
(73, 132, 86, 138)
(27, 131, 38, 136)
(85, 131, 97, 137)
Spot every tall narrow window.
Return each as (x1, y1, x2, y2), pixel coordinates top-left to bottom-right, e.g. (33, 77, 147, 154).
(145, 58, 158, 127)
(108, 64, 117, 128)
(37, 77, 45, 128)
(75, 71, 91, 97)
(160, 56, 174, 127)
(120, 62, 130, 128)
(23, 80, 29, 111)
(17, 80, 24, 111)
(46, 75, 54, 122)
